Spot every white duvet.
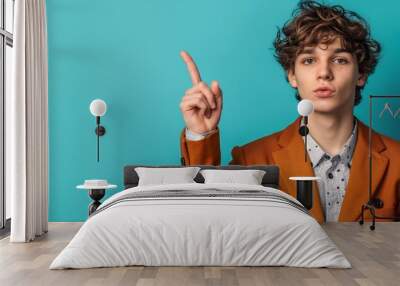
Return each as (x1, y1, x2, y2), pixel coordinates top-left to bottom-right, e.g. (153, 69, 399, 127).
(50, 183, 351, 269)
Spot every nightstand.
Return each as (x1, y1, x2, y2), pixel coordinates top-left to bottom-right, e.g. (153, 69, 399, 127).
(77, 180, 117, 215)
(289, 176, 320, 210)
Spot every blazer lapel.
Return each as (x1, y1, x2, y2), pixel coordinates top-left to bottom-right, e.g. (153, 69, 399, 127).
(272, 117, 325, 223)
(338, 119, 388, 221)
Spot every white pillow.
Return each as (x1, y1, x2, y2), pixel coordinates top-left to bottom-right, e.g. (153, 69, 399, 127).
(200, 169, 266, 185)
(135, 167, 201, 186)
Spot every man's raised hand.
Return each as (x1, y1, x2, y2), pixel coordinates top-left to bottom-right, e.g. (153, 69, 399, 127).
(179, 51, 223, 134)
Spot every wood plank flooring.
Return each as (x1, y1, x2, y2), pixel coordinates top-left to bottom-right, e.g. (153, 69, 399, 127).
(0, 222, 399, 286)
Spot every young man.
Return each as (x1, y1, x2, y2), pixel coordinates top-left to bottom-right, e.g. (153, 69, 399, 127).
(178, 1, 400, 223)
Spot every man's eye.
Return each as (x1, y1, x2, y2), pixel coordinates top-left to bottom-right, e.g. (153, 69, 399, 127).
(302, 58, 314, 65)
(333, 58, 349, 64)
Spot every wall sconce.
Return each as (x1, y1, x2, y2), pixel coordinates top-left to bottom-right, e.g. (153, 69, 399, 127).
(89, 99, 107, 162)
(294, 100, 317, 211)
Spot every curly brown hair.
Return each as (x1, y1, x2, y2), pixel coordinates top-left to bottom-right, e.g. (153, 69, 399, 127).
(273, 1, 381, 106)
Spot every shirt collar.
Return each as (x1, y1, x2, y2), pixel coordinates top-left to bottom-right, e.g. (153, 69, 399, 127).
(301, 118, 358, 168)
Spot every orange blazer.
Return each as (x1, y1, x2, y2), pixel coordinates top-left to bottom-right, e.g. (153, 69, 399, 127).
(180, 117, 400, 223)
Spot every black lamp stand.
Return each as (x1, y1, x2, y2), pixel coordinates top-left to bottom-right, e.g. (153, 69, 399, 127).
(299, 116, 309, 162)
(95, 116, 106, 162)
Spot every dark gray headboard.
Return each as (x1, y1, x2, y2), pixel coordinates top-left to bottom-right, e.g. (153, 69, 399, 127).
(124, 165, 280, 189)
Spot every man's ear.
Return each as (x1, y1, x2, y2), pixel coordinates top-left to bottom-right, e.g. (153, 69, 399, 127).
(287, 69, 298, 88)
(357, 74, 367, 87)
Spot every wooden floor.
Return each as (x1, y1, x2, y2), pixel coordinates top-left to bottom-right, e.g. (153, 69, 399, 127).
(0, 222, 399, 286)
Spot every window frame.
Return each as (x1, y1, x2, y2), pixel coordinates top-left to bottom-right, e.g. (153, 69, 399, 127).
(0, 0, 14, 232)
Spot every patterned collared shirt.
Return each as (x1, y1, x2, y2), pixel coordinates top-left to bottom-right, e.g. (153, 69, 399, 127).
(302, 119, 358, 222)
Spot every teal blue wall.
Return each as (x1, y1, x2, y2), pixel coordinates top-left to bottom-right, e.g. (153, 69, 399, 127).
(47, 0, 400, 221)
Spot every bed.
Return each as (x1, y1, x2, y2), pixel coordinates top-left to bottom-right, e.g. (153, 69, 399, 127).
(50, 165, 351, 269)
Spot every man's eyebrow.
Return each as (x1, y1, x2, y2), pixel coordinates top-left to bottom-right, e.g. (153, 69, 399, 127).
(298, 48, 315, 55)
(333, 48, 352, 54)
(298, 47, 352, 55)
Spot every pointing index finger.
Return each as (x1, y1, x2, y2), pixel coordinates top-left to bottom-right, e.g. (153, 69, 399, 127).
(180, 51, 202, 85)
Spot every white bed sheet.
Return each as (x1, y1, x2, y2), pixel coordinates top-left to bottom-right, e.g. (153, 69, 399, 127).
(50, 183, 351, 269)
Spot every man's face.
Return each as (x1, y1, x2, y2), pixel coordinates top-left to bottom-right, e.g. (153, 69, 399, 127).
(287, 37, 366, 114)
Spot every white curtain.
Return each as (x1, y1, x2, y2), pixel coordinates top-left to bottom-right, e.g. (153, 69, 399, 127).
(7, 0, 49, 242)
